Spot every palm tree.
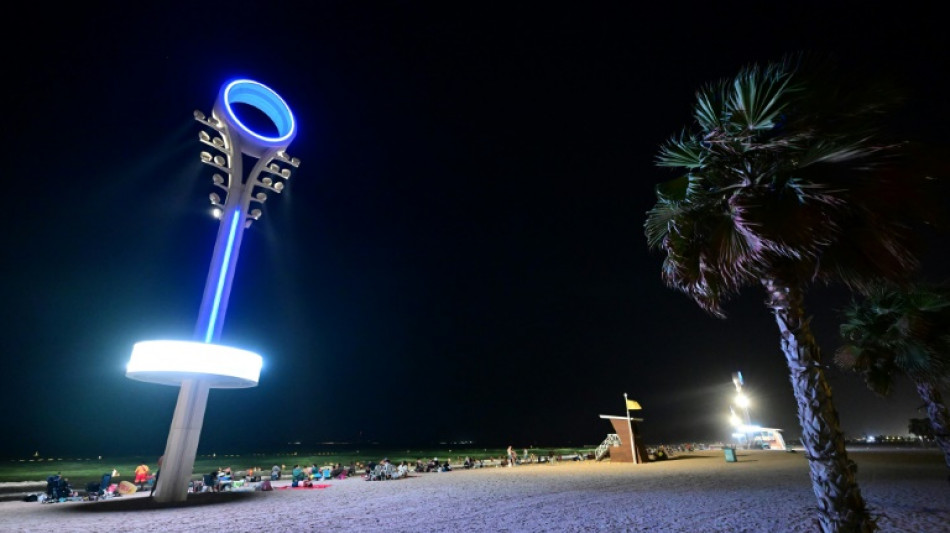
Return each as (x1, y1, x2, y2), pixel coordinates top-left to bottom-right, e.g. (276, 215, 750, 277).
(836, 284, 950, 469)
(644, 54, 937, 532)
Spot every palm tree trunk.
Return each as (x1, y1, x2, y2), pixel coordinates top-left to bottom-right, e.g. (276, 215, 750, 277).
(763, 277, 875, 533)
(913, 379, 950, 470)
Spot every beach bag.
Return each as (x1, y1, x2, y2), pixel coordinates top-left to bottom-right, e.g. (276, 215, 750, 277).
(117, 481, 138, 495)
(260, 480, 273, 491)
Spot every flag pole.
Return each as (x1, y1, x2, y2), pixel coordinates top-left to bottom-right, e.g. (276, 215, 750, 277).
(624, 392, 638, 464)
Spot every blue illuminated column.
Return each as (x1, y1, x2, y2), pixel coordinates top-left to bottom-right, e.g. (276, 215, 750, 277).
(126, 79, 300, 503)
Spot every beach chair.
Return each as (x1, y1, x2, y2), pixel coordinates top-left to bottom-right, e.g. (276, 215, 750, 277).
(45, 475, 61, 501)
(85, 473, 112, 501)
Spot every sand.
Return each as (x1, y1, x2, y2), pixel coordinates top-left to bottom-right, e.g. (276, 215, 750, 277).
(1, 449, 947, 532)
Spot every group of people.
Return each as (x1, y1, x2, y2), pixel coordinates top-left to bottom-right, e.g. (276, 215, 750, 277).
(201, 465, 265, 492)
(412, 457, 452, 473)
(189, 447, 563, 492)
(363, 458, 413, 480)
(286, 463, 354, 486)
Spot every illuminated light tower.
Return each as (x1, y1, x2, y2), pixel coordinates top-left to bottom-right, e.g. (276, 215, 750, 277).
(732, 371, 752, 448)
(126, 79, 300, 503)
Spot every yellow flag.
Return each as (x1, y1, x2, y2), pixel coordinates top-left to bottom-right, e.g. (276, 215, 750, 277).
(626, 399, 642, 410)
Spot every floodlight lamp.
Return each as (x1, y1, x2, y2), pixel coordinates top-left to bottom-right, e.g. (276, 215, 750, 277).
(209, 192, 222, 205)
(262, 177, 273, 186)
(200, 151, 213, 162)
(255, 192, 266, 202)
(213, 174, 224, 185)
(249, 208, 262, 219)
(736, 393, 750, 408)
(194, 110, 206, 120)
(212, 207, 223, 219)
(213, 155, 226, 166)
(199, 131, 211, 142)
(212, 137, 224, 146)
(277, 151, 300, 167)
(273, 181, 284, 192)
(269, 163, 280, 172)
(280, 168, 291, 178)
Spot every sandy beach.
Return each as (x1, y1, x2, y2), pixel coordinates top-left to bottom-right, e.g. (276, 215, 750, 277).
(1, 449, 947, 532)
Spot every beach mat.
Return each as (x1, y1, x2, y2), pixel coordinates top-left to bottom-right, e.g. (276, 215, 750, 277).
(277, 484, 330, 490)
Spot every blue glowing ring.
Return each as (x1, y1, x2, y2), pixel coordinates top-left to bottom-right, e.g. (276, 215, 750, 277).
(221, 79, 296, 145)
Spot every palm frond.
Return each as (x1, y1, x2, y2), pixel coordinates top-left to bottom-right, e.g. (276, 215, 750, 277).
(694, 81, 728, 132)
(656, 132, 704, 169)
(836, 284, 950, 392)
(645, 52, 938, 318)
(729, 62, 801, 132)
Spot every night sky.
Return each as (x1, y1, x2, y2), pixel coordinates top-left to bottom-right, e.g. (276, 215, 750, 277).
(3, 3, 947, 458)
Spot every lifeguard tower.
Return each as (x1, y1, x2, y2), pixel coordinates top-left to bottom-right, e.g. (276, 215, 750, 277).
(594, 394, 649, 463)
(596, 415, 649, 463)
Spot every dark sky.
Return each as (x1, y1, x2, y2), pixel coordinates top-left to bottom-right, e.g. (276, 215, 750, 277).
(2, 3, 947, 458)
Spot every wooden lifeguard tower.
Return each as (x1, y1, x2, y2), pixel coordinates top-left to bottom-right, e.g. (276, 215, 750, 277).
(595, 393, 649, 463)
(598, 415, 648, 463)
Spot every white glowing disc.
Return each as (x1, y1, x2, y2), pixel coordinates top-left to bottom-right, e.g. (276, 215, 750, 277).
(126, 340, 262, 388)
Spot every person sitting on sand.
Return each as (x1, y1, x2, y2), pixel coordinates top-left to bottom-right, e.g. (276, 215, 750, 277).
(330, 463, 345, 479)
(217, 468, 232, 491)
(392, 461, 408, 479)
(271, 465, 281, 480)
(207, 469, 220, 492)
(364, 460, 377, 477)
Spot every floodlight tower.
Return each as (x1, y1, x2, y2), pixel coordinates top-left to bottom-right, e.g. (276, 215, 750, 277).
(732, 371, 752, 447)
(126, 79, 300, 503)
